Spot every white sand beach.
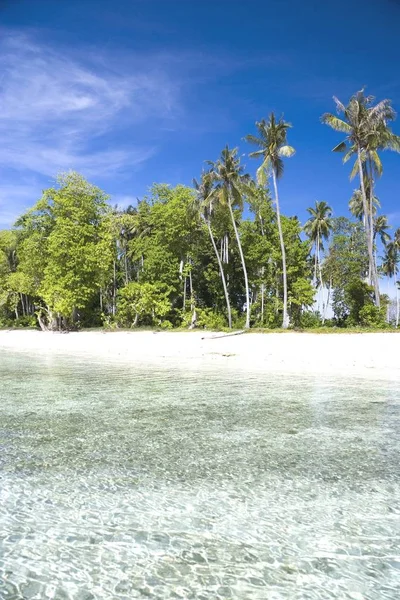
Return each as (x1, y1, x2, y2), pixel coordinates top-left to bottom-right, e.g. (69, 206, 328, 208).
(0, 329, 399, 380)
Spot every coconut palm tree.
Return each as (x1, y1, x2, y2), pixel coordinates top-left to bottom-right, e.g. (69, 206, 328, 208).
(349, 185, 380, 225)
(363, 118, 400, 259)
(207, 147, 251, 328)
(245, 114, 295, 329)
(373, 215, 391, 247)
(304, 201, 332, 321)
(304, 201, 333, 282)
(321, 90, 398, 307)
(193, 171, 232, 329)
(382, 241, 399, 327)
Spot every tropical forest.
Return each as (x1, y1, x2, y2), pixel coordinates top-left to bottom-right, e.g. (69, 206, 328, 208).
(1, 90, 400, 331)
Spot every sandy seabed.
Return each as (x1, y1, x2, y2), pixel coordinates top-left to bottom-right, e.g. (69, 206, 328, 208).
(0, 329, 399, 381)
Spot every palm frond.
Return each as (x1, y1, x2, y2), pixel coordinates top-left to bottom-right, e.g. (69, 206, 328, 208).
(278, 145, 295, 158)
(333, 96, 346, 114)
(249, 149, 265, 158)
(332, 141, 348, 153)
(244, 134, 264, 148)
(369, 150, 383, 177)
(350, 159, 360, 181)
(256, 163, 268, 186)
(321, 113, 352, 133)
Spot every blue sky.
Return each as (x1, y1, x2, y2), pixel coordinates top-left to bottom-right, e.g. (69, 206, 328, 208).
(1, 0, 400, 230)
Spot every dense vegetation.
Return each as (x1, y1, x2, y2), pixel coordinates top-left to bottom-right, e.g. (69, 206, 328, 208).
(1, 91, 399, 331)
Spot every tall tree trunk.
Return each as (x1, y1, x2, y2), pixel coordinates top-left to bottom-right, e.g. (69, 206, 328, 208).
(124, 248, 129, 285)
(396, 274, 399, 329)
(314, 241, 318, 284)
(19, 293, 26, 316)
(206, 219, 232, 329)
(112, 260, 117, 316)
(189, 264, 194, 311)
(317, 233, 326, 323)
(272, 170, 289, 328)
(261, 282, 265, 325)
(228, 199, 250, 329)
(183, 277, 187, 310)
(324, 277, 332, 323)
(357, 149, 380, 307)
(367, 157, 380, 299)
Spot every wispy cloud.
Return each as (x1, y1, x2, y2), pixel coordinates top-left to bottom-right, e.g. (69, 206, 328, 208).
(0, 29, 186, 218)
(0, 30, 181, 176)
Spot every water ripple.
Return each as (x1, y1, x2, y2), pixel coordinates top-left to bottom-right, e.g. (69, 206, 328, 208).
(0, 351, 399, 599)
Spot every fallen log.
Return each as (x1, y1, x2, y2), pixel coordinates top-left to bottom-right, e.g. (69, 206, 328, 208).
(201, 330, 245, 340)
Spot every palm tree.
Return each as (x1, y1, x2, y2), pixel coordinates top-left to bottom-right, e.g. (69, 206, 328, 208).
(193, 171, 232, 329)
(208, 147, 251, 328)
(245, 114, 295, 329)
(382, 241, 399, 327)
(349, 185, 380, 225)
(304, 201, 333, 282)
(321, 90, 398, 308)
(373, 215, 391, 247)
(304, 201, 332, 320)
(363, 117, 400, 262)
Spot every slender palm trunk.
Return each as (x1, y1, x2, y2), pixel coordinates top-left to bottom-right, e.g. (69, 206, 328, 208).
(228, 198, 250, 329)
(317, 233, 326, 323)
(261, 282, 264, 325)
(357, 149, 380, 307)
(272, 170, 289, 329)
(368, 158, 380, 298)
(206, 219, 232, 329)
(124, 248, 129, 285)
(314, 245, 318, 284)
(112, 260, 117, 316)
(324, 276, 332, 322)
(396, 273, 399, 328)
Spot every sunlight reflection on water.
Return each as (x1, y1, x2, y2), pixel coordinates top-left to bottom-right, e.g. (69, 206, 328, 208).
(1, 351, 400, 599)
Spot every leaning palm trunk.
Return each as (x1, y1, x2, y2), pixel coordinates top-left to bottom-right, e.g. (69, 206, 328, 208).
(206, 219, 232, 329)
(228, 198, 251, 329)
(396, 275, 399, 329)
(357, 149, 380, 307)
(367, 161, 380, 297)
(272, 170, 289, 329)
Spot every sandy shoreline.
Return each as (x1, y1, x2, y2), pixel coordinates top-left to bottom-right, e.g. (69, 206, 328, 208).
(0, 329, 399, 381)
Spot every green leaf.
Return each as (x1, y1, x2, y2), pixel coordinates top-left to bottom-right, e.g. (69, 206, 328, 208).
(321, 113, 352, 133)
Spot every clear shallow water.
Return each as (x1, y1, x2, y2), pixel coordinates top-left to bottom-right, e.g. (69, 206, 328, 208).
(0, 351, 400, 600)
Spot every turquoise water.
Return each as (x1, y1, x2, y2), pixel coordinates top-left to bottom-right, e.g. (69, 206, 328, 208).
(0, 351, 400, 600)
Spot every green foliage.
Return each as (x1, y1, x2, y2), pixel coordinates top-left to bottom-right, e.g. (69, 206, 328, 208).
(1, 89, 399, 332)
(298, 310, 323, 329)
(332, 279, 388, 328)
(117, 282, 173, 327)
(194, 308, 227, 330)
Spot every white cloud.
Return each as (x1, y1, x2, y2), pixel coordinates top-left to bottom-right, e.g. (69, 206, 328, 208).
(0, 31, 179, 184)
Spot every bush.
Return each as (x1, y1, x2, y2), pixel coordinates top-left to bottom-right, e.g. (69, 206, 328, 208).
(298, 310, 323, 329)
(0, 315, 37, 329)
(195, 308, 227, 330)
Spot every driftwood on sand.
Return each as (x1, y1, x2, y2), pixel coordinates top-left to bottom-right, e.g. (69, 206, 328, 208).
(201, 330, 245, 340)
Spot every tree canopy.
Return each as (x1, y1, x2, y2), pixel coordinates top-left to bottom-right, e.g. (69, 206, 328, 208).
(0, 90, 399, 330)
